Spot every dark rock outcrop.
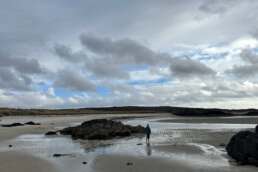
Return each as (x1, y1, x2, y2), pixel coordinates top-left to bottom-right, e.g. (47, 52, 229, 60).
(59, 119, 145, 140)
(226, 127, 258, 166)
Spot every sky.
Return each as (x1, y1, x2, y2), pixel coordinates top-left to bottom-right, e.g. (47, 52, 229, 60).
(1, 0, 258, 109)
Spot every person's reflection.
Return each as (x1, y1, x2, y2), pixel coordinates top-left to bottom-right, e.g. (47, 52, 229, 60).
(146, 143, 152, 156)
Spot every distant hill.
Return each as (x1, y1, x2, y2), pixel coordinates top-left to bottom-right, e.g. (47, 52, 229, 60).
(1, 106, 258, 117)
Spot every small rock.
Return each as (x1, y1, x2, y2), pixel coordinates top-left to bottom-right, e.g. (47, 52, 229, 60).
(82, 161, 87, 165)
(53, 154, 62, 157)
(8, 144, 12, 148)
(45, 131, 57, 135)
(1, 123, 24, 127)
(219, 143, 226, 147)
(126, 162, 133, 166)
(137, 143, 143, 146)
(25, 121, 40, 125)
(53, 153, 71, 158)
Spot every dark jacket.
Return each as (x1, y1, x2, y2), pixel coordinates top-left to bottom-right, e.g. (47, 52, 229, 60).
(145, 125, 151, 135)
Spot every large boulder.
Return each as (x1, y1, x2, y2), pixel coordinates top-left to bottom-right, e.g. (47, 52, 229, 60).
(226, 127, 258, 166)
(59, 119, 145, 140)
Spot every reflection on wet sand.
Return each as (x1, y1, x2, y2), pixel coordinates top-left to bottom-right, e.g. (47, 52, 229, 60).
(146, 143, 152, 156)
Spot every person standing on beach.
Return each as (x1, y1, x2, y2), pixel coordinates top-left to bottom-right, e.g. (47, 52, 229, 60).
(145, 124, 151, 144)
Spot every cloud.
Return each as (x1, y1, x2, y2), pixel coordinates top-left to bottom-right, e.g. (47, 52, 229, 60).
(0, 68, 32, 91)
(0, 89, 64, 108)
(0, 55, 43, 74)
(80, 34, 163, 65)
(198, 0, 241, 15)
(80, 34, 215, 79)
(54, 44, 87, 62)
(85, 60, 130, 79)
(226, 49, 258, 78)
(227, 65, 258, 78)
(54, 69, 95, 92)
(170, 57, 216, 78)
(240, 49, 258, 64)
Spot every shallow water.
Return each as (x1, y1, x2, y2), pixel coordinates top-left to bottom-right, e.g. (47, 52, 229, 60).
(0, 115, 257, 172)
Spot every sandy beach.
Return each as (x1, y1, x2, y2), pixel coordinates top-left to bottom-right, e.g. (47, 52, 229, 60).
(0, 113, 258, 172)
(0, 151, 57, 172)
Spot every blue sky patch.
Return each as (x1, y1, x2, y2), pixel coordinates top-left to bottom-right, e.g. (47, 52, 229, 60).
(96, 86, 111, 96)
(128, 78, 169, 85)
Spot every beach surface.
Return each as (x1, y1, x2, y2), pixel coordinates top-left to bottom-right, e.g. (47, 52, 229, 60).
(0, 113, 258, 172)
(0, 151, 57, 172)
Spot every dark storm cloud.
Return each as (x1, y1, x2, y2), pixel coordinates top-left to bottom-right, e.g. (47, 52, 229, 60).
(54, 69, 95, 92)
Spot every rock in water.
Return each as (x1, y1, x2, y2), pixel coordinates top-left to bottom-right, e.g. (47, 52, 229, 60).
(1, 123, 24, 127)
(226, 129, 258, 166)
(59, 119, 145, 140)
(45, 131, 58, 135)
(1, 121, 40, 127)
(24, 121, 40, 125)
(53, 153, 72, 158)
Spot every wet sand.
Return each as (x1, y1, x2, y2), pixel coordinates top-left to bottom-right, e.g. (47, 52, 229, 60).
(0, 151, 57, 172)
(0, 114, 258, 172)
(158, 116, 258, 124)
(94, 153, 258, 172)
(94, 154, 195, 172)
